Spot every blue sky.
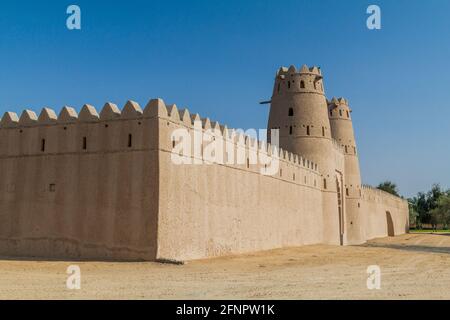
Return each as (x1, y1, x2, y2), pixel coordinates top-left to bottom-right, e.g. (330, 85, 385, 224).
(0, 0, 449, 197)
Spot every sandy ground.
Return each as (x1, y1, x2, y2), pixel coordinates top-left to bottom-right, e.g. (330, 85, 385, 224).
(0, 233, 450, 299)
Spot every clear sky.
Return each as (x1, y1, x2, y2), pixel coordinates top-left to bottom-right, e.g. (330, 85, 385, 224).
(0, 0, 449, 197)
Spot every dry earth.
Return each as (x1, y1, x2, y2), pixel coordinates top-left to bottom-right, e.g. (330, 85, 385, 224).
(0, 233, 449, 299)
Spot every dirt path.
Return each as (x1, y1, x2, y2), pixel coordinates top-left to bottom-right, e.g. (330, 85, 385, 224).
(0, 233, 449, 299)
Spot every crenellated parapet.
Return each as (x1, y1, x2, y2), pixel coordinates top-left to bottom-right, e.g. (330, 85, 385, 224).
(0, 99, 169, 158)
(328, 97, 352, 120)
(361, 184, 408, 207)
(154, 99, 322, 187)
(272, 64, 325, 97)
(0, 100, 154, 128)
(0, 98, 321, 186)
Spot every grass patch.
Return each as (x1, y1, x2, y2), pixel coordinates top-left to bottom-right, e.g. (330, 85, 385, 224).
(410, 229, 450, 233)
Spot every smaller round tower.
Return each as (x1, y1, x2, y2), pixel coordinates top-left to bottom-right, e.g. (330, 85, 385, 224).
(328, 97, 365, 244)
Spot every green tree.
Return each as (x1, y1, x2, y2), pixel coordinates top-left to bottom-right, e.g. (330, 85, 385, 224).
(427, 184, 444, 229)
(408, 200, 419, 227)
(411, 192, 430, 227)
(430, 193, 450, 229)
(377, 181, 400, 197)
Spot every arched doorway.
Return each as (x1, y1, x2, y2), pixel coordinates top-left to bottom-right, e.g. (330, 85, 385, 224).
(386, 211, 395, 236)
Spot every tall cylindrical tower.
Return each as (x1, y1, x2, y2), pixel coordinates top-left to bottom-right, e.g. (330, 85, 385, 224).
(328, 97, 365, 244)
(267, 65, 341, 245)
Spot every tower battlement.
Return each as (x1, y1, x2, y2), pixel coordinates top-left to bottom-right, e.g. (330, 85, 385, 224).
(327, 97, 349, 106)
(272, 65, 324, 96)
(328, 97, 352, 121)
(276, 64, 322, 77)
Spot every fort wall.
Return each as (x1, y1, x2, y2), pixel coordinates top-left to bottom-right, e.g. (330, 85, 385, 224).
(361, 185, 409, 239)
(155, 102, 324, 261)
(0, 101, 161, 260)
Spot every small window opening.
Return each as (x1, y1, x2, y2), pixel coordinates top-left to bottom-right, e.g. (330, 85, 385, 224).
(322, 127, 325, 137)
(339, 110, 342, 117)
(289, 126, 293, 135)
(306, 126, 310, 136)
(49, 184, 56, 192)
(346, 110, 349, 118)
(128, 134, 133, 147)
(288, 108, 294, 116)
(300, 81, 305, 88)
(288, 81, 291, 89)
(41, 139, 46, 152)
(323, 178, 327, 190)
(83, 137, 87, 150)
(346, 188, 349, 196)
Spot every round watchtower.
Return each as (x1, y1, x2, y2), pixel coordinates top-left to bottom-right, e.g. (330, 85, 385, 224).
(328, 97, 365, 244)
(267, 65, 341, 245)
